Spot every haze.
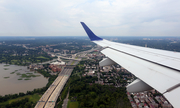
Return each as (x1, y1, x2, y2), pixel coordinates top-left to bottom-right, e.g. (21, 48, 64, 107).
(0, 0, 180, 36)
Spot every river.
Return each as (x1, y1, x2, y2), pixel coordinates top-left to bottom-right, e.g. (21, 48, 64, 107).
(0, 63, 48, 96)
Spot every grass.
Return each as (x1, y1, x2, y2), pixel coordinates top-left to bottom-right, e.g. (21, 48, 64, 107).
(18, 73, 41, 79)
(36, 56, 48, 59)
(4, 76, 10, 79)
(82, 58, 87, 60)
(16, 73, 21, 75)
(72, 72, 82, 76)
(10, 70, 19, 74)
(29, 94, 42, 103)
(11, 60, 18, 62)
(4, 64, 10, 67)
(10, 72, 15, 74)
(71, 61, 75, 65)
(18, 78, 23, 80)
(67, 101, 79, 108)
(21, 74, 30, 78)
(0, 94, 42, 106)
(78, 64, 84, 67)
(4, 68, 9, 70)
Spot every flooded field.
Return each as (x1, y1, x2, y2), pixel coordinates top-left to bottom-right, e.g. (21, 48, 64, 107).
(0, 64, 48, 96)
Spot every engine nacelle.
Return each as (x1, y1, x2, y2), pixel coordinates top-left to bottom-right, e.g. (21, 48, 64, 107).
(99, 58, 116, 67)
(127, 79, 153, 93)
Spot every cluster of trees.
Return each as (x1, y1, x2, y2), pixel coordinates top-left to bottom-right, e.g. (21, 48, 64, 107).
(0, 36, 98, 65)
(56, 58, 131, 108)
(68, 76, 131, 108)
(2, 98, 33, 108)
(79, 59, 99, 66)
(0, 45, 53, 65)
(0, 88, 45, 108)
(64, 59, 131, 108)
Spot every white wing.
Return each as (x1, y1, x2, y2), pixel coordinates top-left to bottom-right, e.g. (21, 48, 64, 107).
(81, 22, 180, 108)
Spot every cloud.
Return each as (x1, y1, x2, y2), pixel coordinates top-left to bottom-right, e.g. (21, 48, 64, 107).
(0, 0, 180, 36)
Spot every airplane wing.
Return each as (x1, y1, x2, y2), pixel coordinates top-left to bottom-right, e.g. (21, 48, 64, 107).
(80, 22, 180, 108)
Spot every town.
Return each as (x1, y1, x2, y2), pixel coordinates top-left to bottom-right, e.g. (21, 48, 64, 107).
(0, 37, 178, 108)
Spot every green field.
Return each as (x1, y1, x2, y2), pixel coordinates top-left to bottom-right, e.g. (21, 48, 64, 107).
(36, 56, 48, 59)
(67, 101, 79, 108)
(11, 60, 18, 62)
(0, 94, 41, 106)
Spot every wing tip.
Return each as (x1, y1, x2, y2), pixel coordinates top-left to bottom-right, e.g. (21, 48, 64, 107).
(80, 22, 103, 41)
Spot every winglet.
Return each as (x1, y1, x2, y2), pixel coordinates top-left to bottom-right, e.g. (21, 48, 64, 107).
(80, 22, 103, 41)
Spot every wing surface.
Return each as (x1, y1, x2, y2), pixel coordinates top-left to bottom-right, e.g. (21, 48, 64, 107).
(80, 22, 180, 108)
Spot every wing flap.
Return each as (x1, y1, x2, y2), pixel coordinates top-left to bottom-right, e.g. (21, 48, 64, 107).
(81, 22, 180, 108)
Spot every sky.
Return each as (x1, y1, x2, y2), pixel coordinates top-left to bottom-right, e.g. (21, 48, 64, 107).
(0, 0, 180, 36)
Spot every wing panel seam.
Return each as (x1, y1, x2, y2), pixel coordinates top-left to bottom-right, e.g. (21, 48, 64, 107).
(103, 47, 180, 72)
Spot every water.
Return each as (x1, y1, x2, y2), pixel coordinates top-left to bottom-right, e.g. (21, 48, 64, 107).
(0, 64, 48, 96)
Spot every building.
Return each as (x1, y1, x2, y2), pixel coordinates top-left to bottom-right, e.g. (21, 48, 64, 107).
(49, 64, 61, 72)
(29, 64, 44, 70)
(87, 71, 95, 76)
(50, 61, 66, 66)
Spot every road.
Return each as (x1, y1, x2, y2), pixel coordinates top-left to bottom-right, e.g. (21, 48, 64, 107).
(35, 47, 99, 108)
(35, 61, 76, 108)
(62, 88, 69, 108)
(57, 55, 81, 61)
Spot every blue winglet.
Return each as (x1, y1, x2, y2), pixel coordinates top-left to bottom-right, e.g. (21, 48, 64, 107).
(80, 22, 103, 41)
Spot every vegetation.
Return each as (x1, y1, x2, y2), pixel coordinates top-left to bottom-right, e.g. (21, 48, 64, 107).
(56, 75, 131, 108)
(3, 77, 10, 79)
(69, 76, 131, 108)
(3, 68, 9, 70)
(10, 72, 15, 74)
(0, 68, 57, 108)
(0, 94, 41, 108)
(68, 101, 79, 108)
(1, 36, 179, 107)
(0, 45, 53, 66)
(56, 60, 131, 108)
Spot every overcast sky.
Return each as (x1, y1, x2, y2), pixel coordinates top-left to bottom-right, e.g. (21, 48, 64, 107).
(0, 0, 180, 36)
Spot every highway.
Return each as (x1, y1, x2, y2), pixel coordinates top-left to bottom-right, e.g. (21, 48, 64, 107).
(35, 60, 76, 108)
(35, 47, 97, 108)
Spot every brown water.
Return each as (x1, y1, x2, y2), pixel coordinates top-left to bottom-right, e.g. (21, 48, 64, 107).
(0, 64, 48, 96)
